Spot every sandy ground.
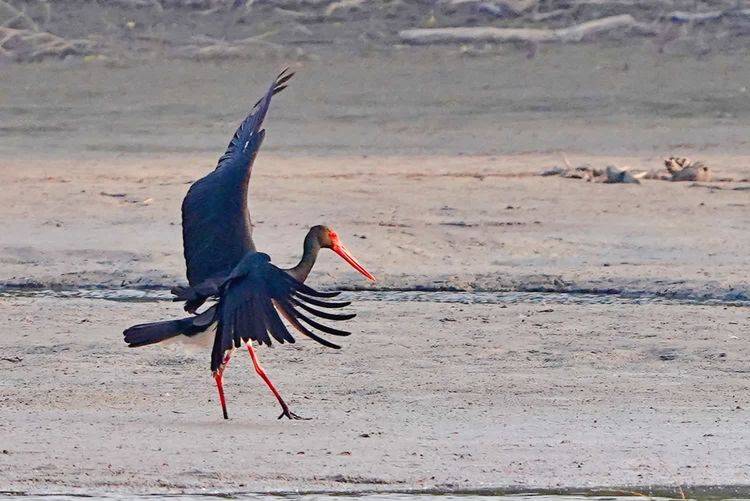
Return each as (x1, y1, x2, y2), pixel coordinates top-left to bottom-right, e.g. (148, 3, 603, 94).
(3, 47, 750, 159)
(1, 48, 750, 494)
(1, 296, 749, 494)
(1, 154, 748, 298)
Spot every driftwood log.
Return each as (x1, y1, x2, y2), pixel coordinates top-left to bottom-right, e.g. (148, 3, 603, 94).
(667, 9, 750, 24)
(400, 14, 643, 45)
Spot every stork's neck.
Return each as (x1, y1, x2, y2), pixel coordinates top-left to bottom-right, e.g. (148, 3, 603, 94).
(285, 230, 321, 283)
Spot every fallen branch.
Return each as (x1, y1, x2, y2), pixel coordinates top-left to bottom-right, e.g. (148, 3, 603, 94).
(667, 10, 723, 23)
(556, 14, 638, 42)
(400, 26, 555, 44)
(399, 14, 640, 45)
(666, 9, 750, 24)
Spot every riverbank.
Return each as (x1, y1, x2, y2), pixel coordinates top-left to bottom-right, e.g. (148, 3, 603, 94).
(1, 48, 749, 493)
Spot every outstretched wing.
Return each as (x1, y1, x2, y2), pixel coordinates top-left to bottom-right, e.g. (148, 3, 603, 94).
(181, 69, 294, 286)
(211, 253, 354, 372)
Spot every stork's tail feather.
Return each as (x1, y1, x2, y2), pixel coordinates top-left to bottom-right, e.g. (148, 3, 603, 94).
(124, 316, 211, 347)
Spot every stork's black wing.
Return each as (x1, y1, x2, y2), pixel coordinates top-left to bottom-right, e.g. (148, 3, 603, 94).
(171, 275, 226, 314)
(181, 69, 294, 286)
(211, 252, 354, 372)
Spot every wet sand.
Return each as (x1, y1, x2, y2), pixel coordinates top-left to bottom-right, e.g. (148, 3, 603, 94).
(1, 47, 750, 494)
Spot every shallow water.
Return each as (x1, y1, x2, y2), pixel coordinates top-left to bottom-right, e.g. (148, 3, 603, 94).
(0, 287, 749, 308)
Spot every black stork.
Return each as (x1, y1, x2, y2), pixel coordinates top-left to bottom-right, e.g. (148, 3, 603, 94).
(123, 69, 375, 420)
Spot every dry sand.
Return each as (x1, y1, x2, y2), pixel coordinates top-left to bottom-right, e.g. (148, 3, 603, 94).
(1, 153, 748, 298)
(1, 48, 750, 494)
(1, 295, 749, 494)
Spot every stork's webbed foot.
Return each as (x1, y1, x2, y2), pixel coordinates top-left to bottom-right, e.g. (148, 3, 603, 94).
(278, 408, 311, 420)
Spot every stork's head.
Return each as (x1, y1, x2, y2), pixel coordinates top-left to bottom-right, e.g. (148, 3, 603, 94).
(310, 225, 375, 281)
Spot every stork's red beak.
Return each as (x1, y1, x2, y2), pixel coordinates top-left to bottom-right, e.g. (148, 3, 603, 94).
(329, 233, 375, 281)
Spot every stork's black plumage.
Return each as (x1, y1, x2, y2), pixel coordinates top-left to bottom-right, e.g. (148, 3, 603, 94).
(124, 253, 355, 372)
(181, 69, 292, 287)
(123, 69, 375, 420)
(210, 252, 354, 371)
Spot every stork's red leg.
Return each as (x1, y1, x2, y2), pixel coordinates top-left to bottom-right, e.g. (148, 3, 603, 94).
(214, 371, 228, 420)
(213, 353, 233, 420)
(246, 344, 309, 420)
